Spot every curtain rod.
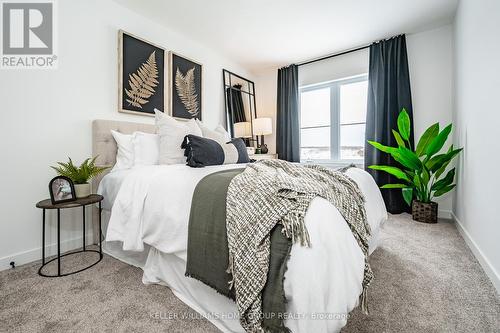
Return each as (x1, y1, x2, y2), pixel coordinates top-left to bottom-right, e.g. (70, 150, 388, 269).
(296, 34, 406, 67)
(297, 44, 370, 67)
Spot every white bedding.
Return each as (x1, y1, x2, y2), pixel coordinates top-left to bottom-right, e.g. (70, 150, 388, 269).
(98, 168, 132, 211)
(100, 164, 387, 333)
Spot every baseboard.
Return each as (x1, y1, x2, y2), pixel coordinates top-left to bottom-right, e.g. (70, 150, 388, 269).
(438, 209, 452, 219)
(0, 233, 94, 272)
(452, 212, 500, 294)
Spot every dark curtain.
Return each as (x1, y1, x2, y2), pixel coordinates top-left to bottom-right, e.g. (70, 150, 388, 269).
(226, 84, 246, 137)
(365, 34, 414, 214)
(276, 64, 300, 162)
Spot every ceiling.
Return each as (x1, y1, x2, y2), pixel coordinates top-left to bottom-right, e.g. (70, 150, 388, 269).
(114, 0, 458, 73)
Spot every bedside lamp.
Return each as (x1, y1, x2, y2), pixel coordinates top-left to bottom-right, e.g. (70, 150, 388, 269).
(234, 121, 252, 138)
(253, 117, 272, 154)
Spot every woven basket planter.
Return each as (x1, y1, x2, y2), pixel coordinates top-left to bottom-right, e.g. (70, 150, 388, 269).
(412, 201, 438, 223)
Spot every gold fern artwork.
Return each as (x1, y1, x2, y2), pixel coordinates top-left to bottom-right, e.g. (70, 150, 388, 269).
(175, 67, 199, 117)
(124, 51, 159, 108)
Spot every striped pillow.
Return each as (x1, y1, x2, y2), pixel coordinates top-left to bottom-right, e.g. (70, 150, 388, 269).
(181, 135, 250, 167)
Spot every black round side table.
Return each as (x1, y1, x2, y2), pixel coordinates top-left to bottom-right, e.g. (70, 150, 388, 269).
(35, 194, 104, 277)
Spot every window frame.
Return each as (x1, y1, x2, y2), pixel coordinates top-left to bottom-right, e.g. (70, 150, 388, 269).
(299, 74, 368, 165)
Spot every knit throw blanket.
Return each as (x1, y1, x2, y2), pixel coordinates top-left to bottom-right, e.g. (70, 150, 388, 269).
(226, 159, 373, 332)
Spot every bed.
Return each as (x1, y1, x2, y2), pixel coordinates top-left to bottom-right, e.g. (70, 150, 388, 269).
(91, 119, 388, 333)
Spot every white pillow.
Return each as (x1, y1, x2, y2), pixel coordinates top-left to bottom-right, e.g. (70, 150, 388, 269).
(155, 109, 202, 164)
(133, 132, 159, 166)
(215, 124, 231, 141)
(196, 119, 230, 144)
(186, 118, 203, 137)
(111, 130, 134, 171)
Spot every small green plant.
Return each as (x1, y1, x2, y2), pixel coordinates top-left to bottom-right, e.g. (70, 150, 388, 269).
(367, 108, 462, 205)
(51, 156, 109, 184)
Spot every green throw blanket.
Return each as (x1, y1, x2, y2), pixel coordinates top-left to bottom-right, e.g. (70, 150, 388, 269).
(185, 169, 241, 300)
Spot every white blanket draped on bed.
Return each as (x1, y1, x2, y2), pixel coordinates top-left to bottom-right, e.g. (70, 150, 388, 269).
(101, 164, 387, 333)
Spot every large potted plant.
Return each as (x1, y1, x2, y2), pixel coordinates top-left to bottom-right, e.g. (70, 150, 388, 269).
(367, 109, 462, 223)
(51, 156, 109, 198)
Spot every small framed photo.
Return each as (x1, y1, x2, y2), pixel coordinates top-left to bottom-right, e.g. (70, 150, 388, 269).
(49, 176, 76, 205)
(169, 51, 202, 120)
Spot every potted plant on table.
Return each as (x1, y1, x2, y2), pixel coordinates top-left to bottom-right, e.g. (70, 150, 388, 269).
(367, 109, 462, 223)
(51, 156, 109, 198)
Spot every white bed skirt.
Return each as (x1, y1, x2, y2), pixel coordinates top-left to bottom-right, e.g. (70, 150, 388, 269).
(103, 240, 243, 332)
(101, 208, 243, 332)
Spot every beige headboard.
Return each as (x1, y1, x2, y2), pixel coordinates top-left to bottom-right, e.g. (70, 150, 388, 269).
(92, 119, 156, 190)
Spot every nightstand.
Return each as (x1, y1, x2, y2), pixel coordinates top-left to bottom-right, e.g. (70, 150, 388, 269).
(35, 194, 103, 277)
(249, 154, 278, 161)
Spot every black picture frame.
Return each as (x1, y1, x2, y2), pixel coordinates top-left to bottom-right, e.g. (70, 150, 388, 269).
(169, 52, 202, 120)
(118, 30, 167, 116)
(49, 176, 76, 205)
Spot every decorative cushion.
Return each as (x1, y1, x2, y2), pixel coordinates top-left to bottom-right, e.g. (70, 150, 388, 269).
(181, 135, 250, 167)
(214, 124, 231, 141)
(186, 118, 203, 137)
(155, 109, 202, 164)
(196, 119, 231, 144)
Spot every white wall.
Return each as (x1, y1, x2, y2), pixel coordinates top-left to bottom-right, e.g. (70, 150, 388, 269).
(452, 0, 500, 292)
(299, 48, 369, 87)
(255, 70, 278, 154)
(255, 26, 455, 218)
(407, 25, 454, 216)
(0, 0, 251, 270)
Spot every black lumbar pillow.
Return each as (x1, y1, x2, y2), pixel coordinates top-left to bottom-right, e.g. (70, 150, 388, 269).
(181, 135, 250, 167)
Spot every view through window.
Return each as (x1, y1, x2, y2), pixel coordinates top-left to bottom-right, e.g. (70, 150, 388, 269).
(300, 75, 368, 161)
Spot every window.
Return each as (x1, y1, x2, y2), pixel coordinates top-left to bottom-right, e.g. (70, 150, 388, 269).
(300, 75, 368, 162)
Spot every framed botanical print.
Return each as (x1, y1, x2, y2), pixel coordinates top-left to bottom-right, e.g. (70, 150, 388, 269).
(169, 52, 202, 120)
(118, 30, 167, 116)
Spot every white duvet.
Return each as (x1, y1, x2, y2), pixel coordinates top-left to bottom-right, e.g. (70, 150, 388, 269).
(103, 163, 387, 333)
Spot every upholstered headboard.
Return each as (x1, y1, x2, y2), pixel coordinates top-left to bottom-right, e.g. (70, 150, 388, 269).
(92, 119, 156, 190)
(91, 119, 155, 244)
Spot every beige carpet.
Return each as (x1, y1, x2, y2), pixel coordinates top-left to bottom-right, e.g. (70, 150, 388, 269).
(1, 214, 499, 332)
